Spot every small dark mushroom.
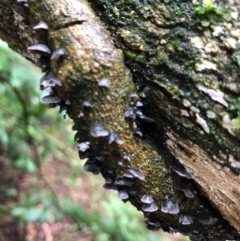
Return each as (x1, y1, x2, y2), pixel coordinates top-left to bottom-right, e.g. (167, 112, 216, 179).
(135, 110, 143, 117)
(51, 48, 65, 60)
(142, 202, 158, 212)
(128, 188, 138, 196)
(124, 107, 136, 119)
(90, 123, 109, 138)
(161, 197, 180, 215)
(33, 21, 49, 30)
(65, 99, 71, 105)
(172, 164, 192, 179)
(78, 112, 84, 118)
(135, 101, 143, 107)
(138, 115, 155, 123)
(108, 132, 124, 145)
(84, 160, 101, 175)
(78, 142, 90, 153)
(98, 78, 110, 88)
(118, 191, 129, 200)
(16, 0, 27, 3)
(122, 170, 134, 179)
(28, 44, 51, 55)
(129, 92, 138, 100)
(134, 129, 143, 137)
(114, 178, 133, 187)
(197, 216, 217, 225)
(141, 194, 154, 204)
(146, 220, 161, 230)
(181, 188, 195, 198)
(40, 71, 62, 90)
(123, 155, 131, 162)
(83, 100, 93, 108)
(41, 95, 61, 104)
(179, 214, 193, 225)
(128, 167, 145, 180)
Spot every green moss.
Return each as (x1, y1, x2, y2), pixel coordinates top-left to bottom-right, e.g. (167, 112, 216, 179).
(151, 52, 168, 66)
(201, 20, 210, 27)
(171, 39, 184, 53)
(232, 48, 240, 67)
(195, 0, 223, 16)
(125, 51, 145, 62)
(228, 97, 240, 113)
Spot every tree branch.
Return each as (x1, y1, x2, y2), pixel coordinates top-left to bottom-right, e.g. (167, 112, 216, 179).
(0, 0, 239, 240)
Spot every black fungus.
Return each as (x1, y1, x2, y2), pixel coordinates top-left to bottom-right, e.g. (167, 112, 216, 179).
(138, 115, 155, 122)
(123, 155, 131, 162)
(33, 21, 49, 30)
(181, 188, 195, 198)
(105, 177, 114, 184)
(161, 197, 180, 215)
(114, 178, 133, 187)
(134, 129, 143, 137)
(135, 100, 143, 107)
(127, 167, 145, 180)
(179, 214, 193, 225)
(98, 78, 110, 88)
(146, 220, 161, 230)
(108, 132, 124, 145)
(142, 202, 158, 212)
(198, 216, 217, 225)
(84, 160, 101, 175)
(78, 112, 84, 118)
(90, 123, 109, 138)
(128, 188, 138, 196)
(135, 110, 143, 117)
(103, 178, 115, 189)
(129, 92, 139, 100)
(41, 95, 62, 104)
(83, 100, 93, 108)
(78, 142, 90, 153)
(103, 183, 115, 189)
(51, 48, 65, 60)
(122, 170, 135, 179)
(118, 190, 129, 200)
(65, 100, 71, 105)
(172, 164, 192, 179)
(28, 44, 51, 55)
(40, 71, 62, 89)
(141, 194, 154, 204)
(124, 107, 136, 119)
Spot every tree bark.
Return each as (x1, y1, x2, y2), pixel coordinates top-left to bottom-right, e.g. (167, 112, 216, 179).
(0, 0, 240, 241)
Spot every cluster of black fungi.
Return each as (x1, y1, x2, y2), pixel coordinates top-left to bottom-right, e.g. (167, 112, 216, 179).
(18, 1, 240, 240)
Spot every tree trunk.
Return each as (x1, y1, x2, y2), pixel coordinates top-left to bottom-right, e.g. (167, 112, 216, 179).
(0, 0, 239, 240)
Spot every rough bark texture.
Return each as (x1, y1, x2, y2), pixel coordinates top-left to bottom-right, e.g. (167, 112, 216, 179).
(0, 0, 240, 241)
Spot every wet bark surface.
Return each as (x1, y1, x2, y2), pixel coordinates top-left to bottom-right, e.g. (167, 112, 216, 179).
(0, 0, 239, 240)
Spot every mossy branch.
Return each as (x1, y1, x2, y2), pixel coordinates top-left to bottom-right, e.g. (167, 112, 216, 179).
(0, 0, 239, 240)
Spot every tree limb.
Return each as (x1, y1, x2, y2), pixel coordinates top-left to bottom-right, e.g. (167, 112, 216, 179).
(0, 0, 239, 240)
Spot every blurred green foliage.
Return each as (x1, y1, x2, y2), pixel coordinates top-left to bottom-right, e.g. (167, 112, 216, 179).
(64, 195, 160, 241)
(0, 40, 166, 241)
(0, 40, 65, 172)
